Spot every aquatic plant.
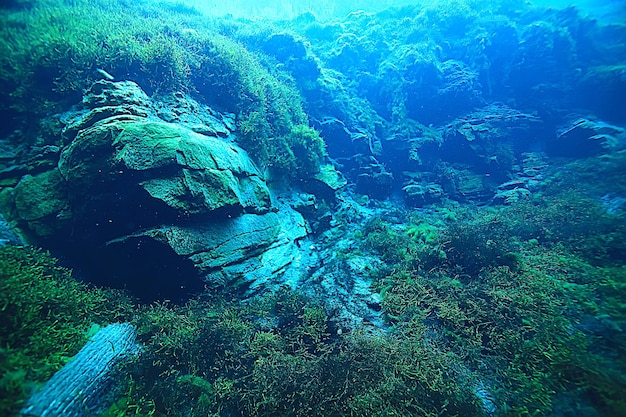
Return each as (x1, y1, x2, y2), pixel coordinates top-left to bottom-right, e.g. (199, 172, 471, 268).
(440, 207, 520, 275)
(0, 0, 324, 177)
(373, 235, 626, 414)
(0, 245, 131, 415)
(109, 286, 485, 416)
(1, 2, 625, 416)
(364, 189, 626, 415)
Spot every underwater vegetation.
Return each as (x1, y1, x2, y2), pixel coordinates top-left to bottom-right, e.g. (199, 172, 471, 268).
(0, 246, 132, 416)
(3, 174, 625, 416)
(0, 0, 325, 176)
(0, 0, 625, 416)
(364, 183, 626, 415)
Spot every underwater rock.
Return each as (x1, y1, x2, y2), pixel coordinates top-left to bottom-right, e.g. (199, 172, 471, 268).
(316, 117, 374, 158)
(552, 117, 625, 157)
(435, 163, 494, 202)
(12, 169, 69, 237)
(402, 180, 444, 206)
(493, 152, 548, 205)
(303, 191, 387, 329)
(311, 251, 384, 329)
(58, 117, 270, 216)
(493, 184, 531, 204)
(102, 210, 306, 294)
(0, 213, 23, 246)
(289, 192, 333, 234)
(60, 105, 151, 144)
(355, 158, 394, 199)
(426, 59, 484, 124)
(82, 80, 152, 109)
(600, 193, 626, 215)
(153, 91, 236, 137)
(4, 80, 308, 300)
(492, 152, 549, 204)
(313, 164, 348, 191)
(442, 103, 542, 149)
(202, 205, 310, 294)
(315, 117, 390, 198)
(380, 103, 545, 205)
(20, 323, 139, 417)
(301, 163, 347, 203)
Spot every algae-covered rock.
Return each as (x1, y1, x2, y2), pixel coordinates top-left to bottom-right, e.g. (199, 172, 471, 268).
(104, 208, 308, 294)
(402, 181, 444, 206)
(314, 164, 347, 191)
(154, 91, 235, 137)
(302, 163, 347, 202)
(552, 117, 625, 157)
(82, 80, 152, 109)
(4, 80, 307, 300)
(20, 323, 139, 417)
(128, 213, 283, 271)
(59, 118, 270, 216)
(0, 213, 22, 246)
(12, 169, 69, 237)
(14, 170, 66, 222)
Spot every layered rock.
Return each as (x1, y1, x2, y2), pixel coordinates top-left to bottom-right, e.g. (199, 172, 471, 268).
(552, 117, 625, 157)
(6, 81, 309, 301)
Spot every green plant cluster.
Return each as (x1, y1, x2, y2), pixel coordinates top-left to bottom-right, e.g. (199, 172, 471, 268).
(282, 0, 626, 156)
(362, 212, 448, 272)
(0, 0, 325, 177)
(0, 245, 132, 416)
(361, 189, 626, 416)
(105, 288, 481, 417)
(2, 178, 624, 417)
(440, 190, 626, 271)
(193, 35, 325, 177)
(376, 249, 626, 415)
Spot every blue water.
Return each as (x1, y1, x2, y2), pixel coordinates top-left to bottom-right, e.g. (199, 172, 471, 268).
(1, 0, 625, 416)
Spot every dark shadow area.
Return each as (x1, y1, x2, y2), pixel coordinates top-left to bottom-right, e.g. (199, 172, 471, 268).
(60, 236, 204, 304)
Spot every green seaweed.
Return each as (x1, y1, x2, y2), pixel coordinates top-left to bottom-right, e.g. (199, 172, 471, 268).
(366, 189, 626, 415)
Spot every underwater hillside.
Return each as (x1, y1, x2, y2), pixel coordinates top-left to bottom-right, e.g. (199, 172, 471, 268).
(1, 0, 625, 416)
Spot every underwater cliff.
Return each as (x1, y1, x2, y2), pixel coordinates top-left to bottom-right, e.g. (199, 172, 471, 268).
(1, 0, 625, 416)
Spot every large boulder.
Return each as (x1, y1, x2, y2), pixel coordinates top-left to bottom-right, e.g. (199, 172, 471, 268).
(58, 116, 271, 216)
(95, 207, 308, 300)
(6, 81, 309, 301)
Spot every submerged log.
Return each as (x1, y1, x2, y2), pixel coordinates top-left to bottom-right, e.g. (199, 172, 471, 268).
(20, 322, 139, 417)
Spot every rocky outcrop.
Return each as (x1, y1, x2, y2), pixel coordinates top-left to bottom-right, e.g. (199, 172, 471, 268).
(106, 209, 307, 292)
(551, 117, 625, 157)
(59, 117, 271, 215)
(0, 213, 22, 246)
(5, 81, 310, 301)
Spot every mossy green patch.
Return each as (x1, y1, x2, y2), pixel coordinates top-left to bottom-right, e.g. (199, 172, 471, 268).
(0, 245, 132, 416)
(364, 187, 626, 415)
(107, 287, 481, 416)
(0, 0, 325, 178)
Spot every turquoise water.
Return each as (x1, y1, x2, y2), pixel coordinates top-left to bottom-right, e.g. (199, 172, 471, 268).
(1, 1, 625, 416)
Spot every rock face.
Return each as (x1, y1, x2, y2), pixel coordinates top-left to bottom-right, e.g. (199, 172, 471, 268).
(59, 117, 271, 216)
(7, 81, 309, 301)
(552, 117, 625, 157)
